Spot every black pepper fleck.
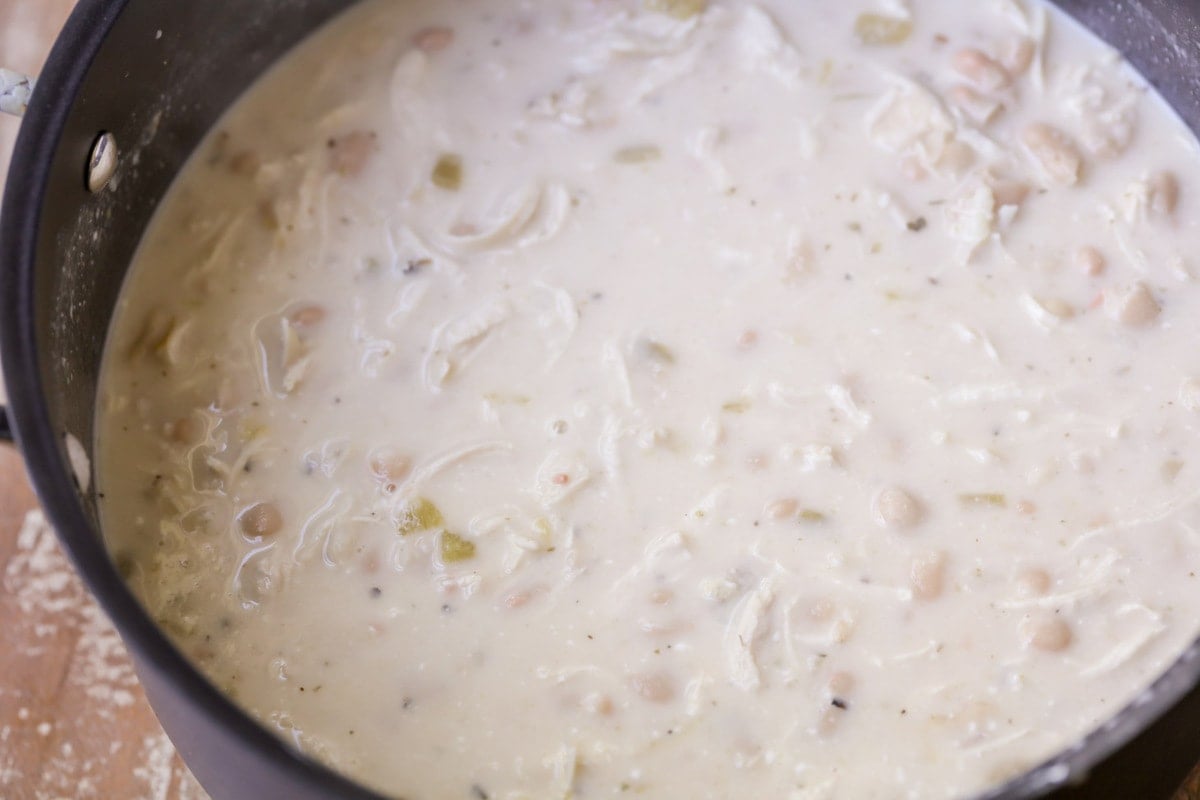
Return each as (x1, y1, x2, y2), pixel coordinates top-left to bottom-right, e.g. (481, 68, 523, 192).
(404, 257, 432, 275)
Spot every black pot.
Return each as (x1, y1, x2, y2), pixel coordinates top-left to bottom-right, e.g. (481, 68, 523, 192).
(2, 1, 1199, 798)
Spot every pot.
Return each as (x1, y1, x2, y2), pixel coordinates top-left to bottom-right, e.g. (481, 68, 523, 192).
(1, 1, 1199, 798)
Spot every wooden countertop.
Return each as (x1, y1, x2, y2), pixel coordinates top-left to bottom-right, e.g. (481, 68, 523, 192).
(0, 2, 1197, 799)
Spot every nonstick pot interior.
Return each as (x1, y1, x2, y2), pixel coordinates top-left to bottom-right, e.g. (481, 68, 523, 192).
(2, 1, 1200, 798)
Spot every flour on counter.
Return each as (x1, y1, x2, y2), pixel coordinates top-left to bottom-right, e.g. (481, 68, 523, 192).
(0, 510, 206, 800)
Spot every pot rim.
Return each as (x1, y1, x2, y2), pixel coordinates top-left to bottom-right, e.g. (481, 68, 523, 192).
(1, 2, 1199, 799)
(0, 1, 384, 798)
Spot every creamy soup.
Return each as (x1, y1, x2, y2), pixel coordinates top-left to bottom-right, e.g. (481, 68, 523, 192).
(96, 1, 1200, 797)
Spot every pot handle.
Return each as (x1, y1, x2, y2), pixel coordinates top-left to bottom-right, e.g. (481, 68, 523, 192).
(1, 66, 31, 445)
(0, 68, 35, 117)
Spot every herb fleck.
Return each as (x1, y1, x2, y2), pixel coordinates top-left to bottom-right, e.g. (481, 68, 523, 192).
(440, 532, 477, 563)
(396, 497, 443, 535)
(432, 154, 463, 190)
(614, 144, 662, 164)
(645, 0, 706, 20)
(636, 338, 676, 365)
(959, 493, 1007, 508)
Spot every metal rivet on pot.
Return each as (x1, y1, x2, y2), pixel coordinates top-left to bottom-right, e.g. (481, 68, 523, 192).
(87, 132, 118, 193)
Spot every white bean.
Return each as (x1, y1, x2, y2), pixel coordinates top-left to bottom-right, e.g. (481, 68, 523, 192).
(1021, 614, 1073, 652)
(504, 587, 543, 609)
(831, 616, 856, 644)
(327, 131, 378, 178)
(628, 671, 675, 703)
(948, 84, 1003, 125)
(765, 497, 799, 520)
(413, 26, 455, 53)
(1148, 171, 1180, 217)
(937, 140, 976, 176)
(649, 588, 674, 605)
(1075, 246, 1105, 276)
(1021, 123, 1082, 186)
(581, 692, 614, 716)
(991, 180, 1030, 209)
(1036, 296, 1076, 320)
(1016, 568, 1051, 597)
(164, 416, 198, 444)
(873, 486, 923, 529)
(952, 48, 1011, 92)
(1000, 37, 1036, 76)
(1104, 282, 1161, 326)
(369, 449, 413, 484)
(239, 502, 283, 539)
(828, 671, 856, 696)
(910, 552, 947, 601)
(289, 305, 327, 328)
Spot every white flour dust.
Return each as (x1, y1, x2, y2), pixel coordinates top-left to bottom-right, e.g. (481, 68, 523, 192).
(0, 510, 208, 800)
